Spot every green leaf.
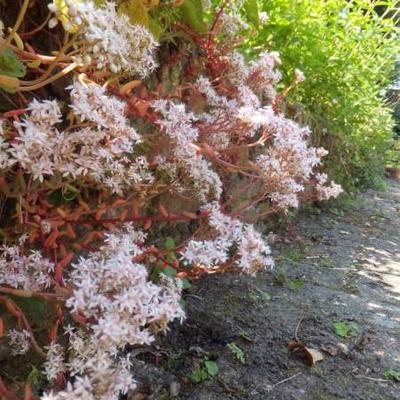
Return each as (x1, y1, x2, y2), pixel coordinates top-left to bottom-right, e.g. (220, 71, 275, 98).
(179, 298, 187, 308)
(148, 15, 164, 39)
(0, 48, 26, 78)
(333, 321, 358, 337)
(227, 342, 245, 364)
(10, 296, 46, 317)
(118, 0, 149, 28)
(181, 278, 191, 289)
(259, 290, 272, 301)
(189, 368, 208, 384)
(27, 365, 44, 390)
(243, 0, 260, 27)
(162, 266, 177, 277)
(383, 369, 400, 382)
(10, 296, 48, 328)
(288, 279, 304, 290)
(164, 236, 176, 250)
(204, 360, 219, 377)
(179, 0, 206, 32)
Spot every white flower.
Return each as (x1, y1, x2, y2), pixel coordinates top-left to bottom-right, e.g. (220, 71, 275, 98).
(48, 1, 158, 77)
(40, 225, 184, 400)
(3, 81, 152, 193)
(181, 202, 274, 274)
(315, 173, 343, 200)
(259, 12, 269, 24)
(153, 100, 222, 201)
(294, 68, 306, 82)
(8, 329, 32, 355)
(44, 343, 66, 381)
(0, 246, 54, 290)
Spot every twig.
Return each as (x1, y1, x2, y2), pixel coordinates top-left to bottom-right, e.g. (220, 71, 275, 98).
(273, 372, 303, 389)
(294, 315, 305, 342)
(0, 0, 30, 54)
(250, 372, 302, 395)
(356, 375, 389, 383)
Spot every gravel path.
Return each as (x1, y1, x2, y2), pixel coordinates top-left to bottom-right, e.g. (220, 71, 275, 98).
(131, 179, 400, 400)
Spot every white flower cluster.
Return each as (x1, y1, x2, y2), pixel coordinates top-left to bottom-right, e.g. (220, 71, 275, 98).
(196, 76, 262, 147)
(181, 202, 274, 275)
(0, 19, 4, 39)
(42, 333, 136, 400)
(42, 225, 184, 400)
(0, 81, 153, 194)
(219, 11, 249, 38)
(315, 173, 343, 200)
(228, 51, 282, 101)
(0, 245, 54, 290)
(193, 52, 342, 211)
(8, 329, 32, 355)
(153, 100, 223, 202)
(48, 0, 158, 77)
(251, 109, 329, 209)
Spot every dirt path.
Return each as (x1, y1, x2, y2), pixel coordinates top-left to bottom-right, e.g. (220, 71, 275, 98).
(131, 179, 400, 400)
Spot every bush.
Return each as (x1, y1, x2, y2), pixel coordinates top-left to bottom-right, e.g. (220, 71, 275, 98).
(3, 0, 389, 398)
(242, 0, 399, 190)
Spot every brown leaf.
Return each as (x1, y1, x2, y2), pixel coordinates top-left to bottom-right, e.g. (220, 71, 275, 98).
(321, 345, 338, 356)
(288, 340, 324, 366)
(355, 332, 372, 351)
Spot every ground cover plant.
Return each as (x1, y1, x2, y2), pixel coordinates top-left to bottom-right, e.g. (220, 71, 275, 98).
(0, 0, 396, 399)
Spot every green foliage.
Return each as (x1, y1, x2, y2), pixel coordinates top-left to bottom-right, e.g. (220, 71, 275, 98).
(26, 366, 44, 393)
(383, 369, 400, 382)
(0, 49, 26, 77)
(243, 0, 399, 190)
(287, 279, 304, 290)
(248, 288, 272, 303)
(242, 0, 260, 27)
(0, 48, 26, 92)
(333, 321, 358, 337)
(189, 367, 209, 383)
(179, 0, 207, 33)
(188, 359, 219, 383)
(204, 360, 219, 376)
(227, 342, 245, 364)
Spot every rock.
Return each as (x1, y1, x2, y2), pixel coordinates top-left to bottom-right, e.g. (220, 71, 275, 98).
(170, 381, 180, 398)
(337, 342, 350, 355)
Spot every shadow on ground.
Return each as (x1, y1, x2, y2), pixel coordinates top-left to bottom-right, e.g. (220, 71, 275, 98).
(130, 179, 400, 400)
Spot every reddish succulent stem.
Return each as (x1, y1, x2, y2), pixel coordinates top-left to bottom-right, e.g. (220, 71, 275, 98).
(0, 377, 21, 400)
(63, 211, 210, 226)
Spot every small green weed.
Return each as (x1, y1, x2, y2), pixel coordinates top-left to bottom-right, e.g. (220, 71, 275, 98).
(188, 359, 219, 384)
(248, 288, 272, 303)
(274, 268, 288, 285)
(227, 342, 245, 364)
(383, 369, 400, 382)
(333, 321, 358, 337)
(288, 279, 304, 290)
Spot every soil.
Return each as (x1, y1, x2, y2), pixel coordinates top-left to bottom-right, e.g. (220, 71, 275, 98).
(130, 179, 400, 400)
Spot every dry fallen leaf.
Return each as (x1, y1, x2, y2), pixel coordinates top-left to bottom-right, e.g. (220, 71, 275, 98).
(288, 340, 324, 366)
(321, 344, 338, 356)
(355, 332, 372, 351)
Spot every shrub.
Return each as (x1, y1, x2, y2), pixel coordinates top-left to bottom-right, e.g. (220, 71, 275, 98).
(0, 1, 343, 398)
(241, 0, 400, 190)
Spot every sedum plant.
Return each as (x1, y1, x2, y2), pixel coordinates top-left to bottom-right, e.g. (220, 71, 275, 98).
(0, 1, 342, 398)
